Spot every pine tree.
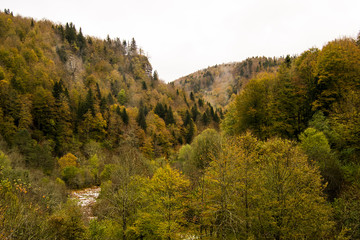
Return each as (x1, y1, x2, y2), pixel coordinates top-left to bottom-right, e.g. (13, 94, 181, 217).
(95, 83, 102, 100)
(52, 81, 63, 100)
(142, 81, 147, 90)
(121, 108, 129, 125)
(153, 70, 159, 81)
(65, 22, 77, 44)
(183, 110, 191, 126)
(154, 103, 165, 119)
(85, 89, 95, 116)
(202, 112, 210, 125)
(165, 106, 175, 125)
(191, 105, 199, 121)
(77, 28, 86, 51)
(136, 106, 147, 131)
(185, 119, 196, 144)
(130, 38, 137, 56)
(198, 98, 204, 107)
(190, 91, 195, 101)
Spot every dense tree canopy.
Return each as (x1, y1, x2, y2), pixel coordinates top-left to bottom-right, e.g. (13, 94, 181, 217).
(0, 10, 360, 239)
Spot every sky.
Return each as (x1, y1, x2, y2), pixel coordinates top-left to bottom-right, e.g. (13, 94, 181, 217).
(2, 0, 360, 82)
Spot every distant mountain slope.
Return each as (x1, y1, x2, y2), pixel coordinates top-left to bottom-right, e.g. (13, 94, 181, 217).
(173, 57, 283, 108)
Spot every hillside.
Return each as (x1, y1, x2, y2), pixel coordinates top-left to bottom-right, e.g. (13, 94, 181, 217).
(0, 11, 222, 161)
(174, 57, 283, 107)
(2, 9, 360, 240)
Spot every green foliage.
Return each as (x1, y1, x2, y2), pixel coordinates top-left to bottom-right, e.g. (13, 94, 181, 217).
(121, 107, 129, 125)
(78, 112, 107, 141)
(334, 185, 360, 239)
(177, 144, 192, 167)
(1, 11, 360, 240)
(89, 219, 123, 240)
(95, 146, 148, 239)
(61, 166, 81, 188)
(222, 72, 275, 139)
(202, 135, 334, 239)
(185, 118, 196, 144)
(133, 164, 190, 239)
(47, 200, 86, 240)
(187, 128, 221, 174)
(136, 105, 147, 131)
(0, 150, 68, 239)
(154, 103, 176, 126)
(300, 128, 331, 160)
(299, 127, 343, 200)
(314, 38, 360, 113)
(117, 89, 127, 105)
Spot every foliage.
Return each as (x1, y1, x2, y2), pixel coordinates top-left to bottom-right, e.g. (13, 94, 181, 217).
(0, 10, 359, 239)
(47, 200, 86, 240)
(133, 164, 190, 239)
(334, 185, 360, 239)
(58, 152, 78, 170)
(202, 134, 334, 239)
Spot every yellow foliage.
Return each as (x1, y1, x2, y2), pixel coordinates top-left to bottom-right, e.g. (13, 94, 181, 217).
(58, 153, 78, 170)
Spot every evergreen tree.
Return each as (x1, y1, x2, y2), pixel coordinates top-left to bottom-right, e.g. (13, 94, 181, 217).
(202, 111, 210, 125)
(190, 91, 195, 101)
(191, 105, 199, 121)
(116, 106, 121, 115)
(130, 37, 137, 55)
(95, 83, 102, 100)
(184, 110, 191, 126)
(65, 22, 77, 44)
(52, 81, 63, 100)
(185, 119, 196, 144)
(165, 106, 175, 125)
(141, 81, 147, 90)
(85, 88, 95, 116)
(77, 28, 86, 51)
(154, 103, 165, 119)
(121, 108, 129, 125)
(198, 98, 204, 107)
(153, 70, 159, 81)
(136, 106, 147, 131)
(100, 97, 107, 115)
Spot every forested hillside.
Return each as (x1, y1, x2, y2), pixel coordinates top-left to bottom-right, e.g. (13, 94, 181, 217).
(1, 9, 360, 239)
(0, 10, 222, 161)
(174, 57, 282, 108)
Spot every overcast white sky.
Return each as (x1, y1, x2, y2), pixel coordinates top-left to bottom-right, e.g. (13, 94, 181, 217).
(2, 0, 360, 82)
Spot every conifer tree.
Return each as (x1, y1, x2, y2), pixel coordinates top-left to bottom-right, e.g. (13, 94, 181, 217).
(77, 28, 86, 51)
(85, 88, 95, 116)
(191, 105, 199, 121)
(136, 106, 147, 131)
(153, 70, 159, 81)
(185, 119, 196, 144)
(165, 106, 175, 125)
(183, 110, 191, 126)
(190, 91, 195, 101)
(121, 108, 129, 125)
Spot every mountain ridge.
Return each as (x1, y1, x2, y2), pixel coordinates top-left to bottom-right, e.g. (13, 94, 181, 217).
(173, 56, 283, 108)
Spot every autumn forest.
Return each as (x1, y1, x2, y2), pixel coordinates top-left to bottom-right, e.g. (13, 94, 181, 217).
(1, 9, 360, 239)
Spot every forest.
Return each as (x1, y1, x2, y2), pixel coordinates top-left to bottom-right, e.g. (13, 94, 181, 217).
(1, 9, 360, 239)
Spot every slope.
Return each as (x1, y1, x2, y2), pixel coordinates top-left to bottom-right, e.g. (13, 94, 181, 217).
(173, 57, 283, 108)
(0, 11, 221, 166)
